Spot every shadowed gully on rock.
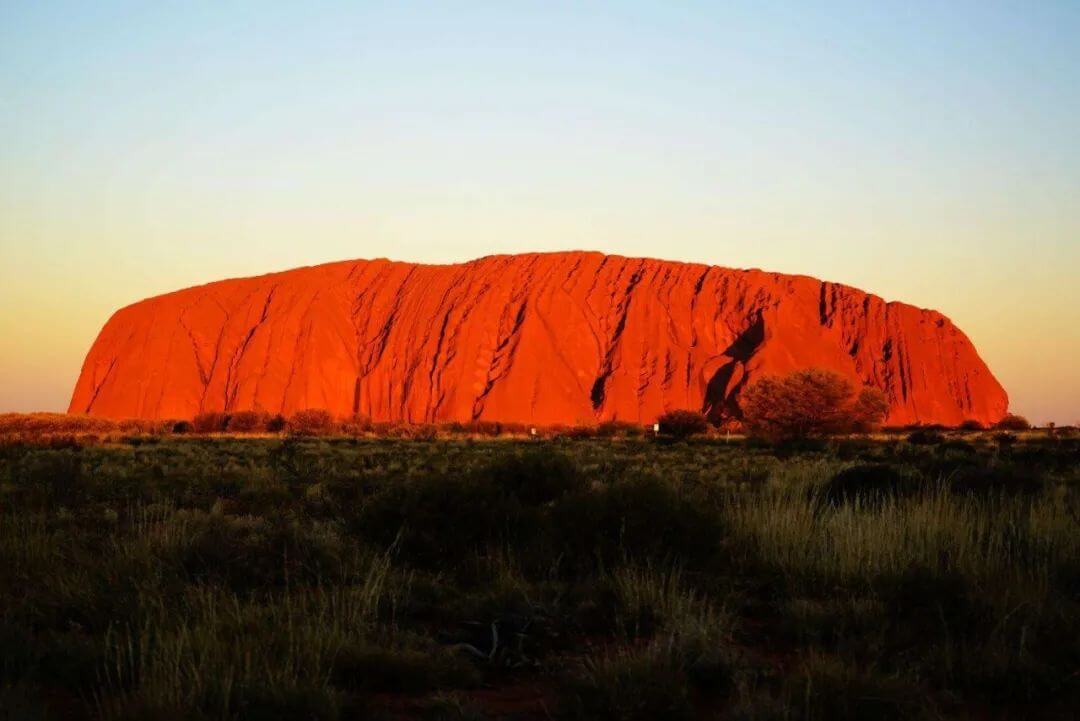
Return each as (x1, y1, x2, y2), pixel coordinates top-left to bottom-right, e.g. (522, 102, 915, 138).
(69, 251, 1008, 426)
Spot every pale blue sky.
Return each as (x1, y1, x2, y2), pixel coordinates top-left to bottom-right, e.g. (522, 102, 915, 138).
(1, 1, 1078, 422)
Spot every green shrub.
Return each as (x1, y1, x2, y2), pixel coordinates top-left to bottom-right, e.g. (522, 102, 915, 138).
(341, 414, 373, 436)
(948, 464, 1046, 498)
(994, 414, 1031, 431)
(595, 420, 642, 438)
(559, 425, 599, 439)
(152, 512, 348, 590)
(226, 410, 269, 433)
(358, 473, 527, 569)
(287, 409, 335, 436)
(191, 412, 229, 433)
(782, 654, 930, 721)
(560, 637, 698, 721)
(550, 475, 724, 570)
(741, 369, 887, 441)
(822, 464, 924, 507)
(907, 428, 944, 445)
(387, 423, 439, 440)
(13, 449, 83, 505)
(657, 410, 709, 440)
(938, 438, 977, 455)
(483, 448, 584, 506)
(610, 564, 727, 642)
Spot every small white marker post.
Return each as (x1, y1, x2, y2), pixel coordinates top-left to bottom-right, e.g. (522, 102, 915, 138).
(530, 427, 537, 437)
(652, 422, 660, 434)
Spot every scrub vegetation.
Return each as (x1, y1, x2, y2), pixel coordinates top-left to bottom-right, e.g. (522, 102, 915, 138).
(1, 424, 1077, 719)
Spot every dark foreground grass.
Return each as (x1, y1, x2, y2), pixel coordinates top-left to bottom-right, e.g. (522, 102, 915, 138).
(1, 433, 1078, 719)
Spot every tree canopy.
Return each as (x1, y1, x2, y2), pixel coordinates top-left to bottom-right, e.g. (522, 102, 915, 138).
(740, 368, 888, 441)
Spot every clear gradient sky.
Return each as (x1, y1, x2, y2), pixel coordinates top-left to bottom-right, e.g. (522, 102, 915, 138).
(1, 1, 1077, 423)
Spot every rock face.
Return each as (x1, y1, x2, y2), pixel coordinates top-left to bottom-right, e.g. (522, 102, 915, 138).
(70, 252, 1008, 426)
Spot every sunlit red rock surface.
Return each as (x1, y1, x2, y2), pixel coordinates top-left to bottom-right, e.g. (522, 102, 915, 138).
(70, 252, 1008, 426)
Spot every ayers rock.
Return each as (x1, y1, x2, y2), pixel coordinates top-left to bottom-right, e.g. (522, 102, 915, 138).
(70, 252, 1008, 426)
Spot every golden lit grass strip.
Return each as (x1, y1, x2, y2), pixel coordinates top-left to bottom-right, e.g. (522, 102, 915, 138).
(725, 479, 1077, 595)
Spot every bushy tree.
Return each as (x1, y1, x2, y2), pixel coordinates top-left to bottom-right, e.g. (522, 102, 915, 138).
(227, 410, 269, 433)
(740, 368, 889, 441)
(656, 409, 710, 440)
(192, 412, 229, 433)
(994, 413, 1030, 431)
(850, 387, 889, 432)
(287, 409, 335, 436)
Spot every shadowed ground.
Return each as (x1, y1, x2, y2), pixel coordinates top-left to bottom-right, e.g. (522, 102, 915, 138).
(1, 429, 1077, 719)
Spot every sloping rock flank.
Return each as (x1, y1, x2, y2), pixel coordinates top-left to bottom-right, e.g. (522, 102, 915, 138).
(70, 252, 1008, 426)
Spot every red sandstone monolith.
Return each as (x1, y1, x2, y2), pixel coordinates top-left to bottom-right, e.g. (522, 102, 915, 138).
(69, 252, 1008, 426)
